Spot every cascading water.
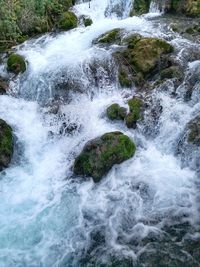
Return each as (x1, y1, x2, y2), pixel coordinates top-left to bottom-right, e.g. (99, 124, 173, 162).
(0, 0, 200, 266)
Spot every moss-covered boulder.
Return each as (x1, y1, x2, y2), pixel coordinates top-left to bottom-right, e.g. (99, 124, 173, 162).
(107, 103, 127, 121)
(187, 116, 200, 145)
(7, 54, 26, 74)
(130, 0, 151, 16)
(58, 11, 78, 30)
(114, 36, 173, 87)
(74, 132, 136, 182)
(95, 29, 122, 45)
(84, 17, 93, 27)
(0, 119, 13, 171)
(125, 97, 144, 128)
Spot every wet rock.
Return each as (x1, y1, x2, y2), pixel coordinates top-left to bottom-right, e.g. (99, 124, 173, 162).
(130, 0, 151, 16)
(58, 11, 78, 30)
(83, 17, 93, 27)
(94, 28, 122, 45)
(160, 66, 183, 81)
(114, 36, 173, 87)
(187, 116, 200, 146)
(0, 119, 13, 171)
(7, 53, 26, 74)
(125, 97, 144, 128)
(106, 103, 127, 121)
(74, 132, 136, 182)
(0, 77, 8, 94)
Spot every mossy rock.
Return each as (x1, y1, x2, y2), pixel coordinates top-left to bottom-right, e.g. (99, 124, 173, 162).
(84, 18, 93, 27)
(107, 103, 127, 120)
(125, 97, 143, 128)
(118, 69, 132, 87)
(74, 132, 136, 182)
(130, 0, 151, 16)
(125, 37, 173, 74)
(58, 11, 78, 30)
(160, 66, 183, 81)
(7, 54, 26, 74)
(96, 28, 122, 44)
(187, 116, 200, 145)
(0, 119, 13, 171)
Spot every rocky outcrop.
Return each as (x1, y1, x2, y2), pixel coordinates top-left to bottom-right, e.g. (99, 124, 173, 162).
(0, 119, 13, 171)
(130, 0, 151, 15)
(114, 35, 173, 87)
(7, 54, 26, 74)
(74, 132, 136, 182)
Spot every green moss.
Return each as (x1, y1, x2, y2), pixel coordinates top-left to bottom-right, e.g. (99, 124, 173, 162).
(84, 18, 93, 27)
(118, 69, 132, 87)
(74, 132, 136, 182)
(0, 119, 13, 170)
(130, 0, 151, 16)
(128, 97, 143, 120)
(107, 104, 127, 120)
(97, 29, 121, 44)
(7, 53, 26, 74)
(160, 66, 183, 81)
(58, 11, 78, 30)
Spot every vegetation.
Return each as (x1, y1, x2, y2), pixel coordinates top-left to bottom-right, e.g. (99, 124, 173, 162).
(106, 103, 127, 121)
(0, 0, 75, 51)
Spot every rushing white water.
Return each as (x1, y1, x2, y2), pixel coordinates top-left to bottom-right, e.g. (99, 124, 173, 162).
(0, 0, 200, 266)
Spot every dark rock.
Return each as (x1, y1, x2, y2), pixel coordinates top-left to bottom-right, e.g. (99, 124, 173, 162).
(0, 119, 13, 171)
(74, 132, 136, 182)
(0, 77, 8, 94)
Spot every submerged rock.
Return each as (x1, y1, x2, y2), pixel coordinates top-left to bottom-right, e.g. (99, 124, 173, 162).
(83, 17, 93, 27)
(74, 132, 136, 182)
(7, 54, 26, 74)
(0, 119, 13, 171)
(106, 103, 127, 121)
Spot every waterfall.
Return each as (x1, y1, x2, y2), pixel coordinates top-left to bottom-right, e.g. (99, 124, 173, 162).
(0, 0, 200, 266)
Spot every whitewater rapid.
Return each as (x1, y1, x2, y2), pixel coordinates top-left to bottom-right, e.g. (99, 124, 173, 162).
(0, 0, 199, 266)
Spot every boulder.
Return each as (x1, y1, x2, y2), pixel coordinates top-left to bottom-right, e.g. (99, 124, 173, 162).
(0, 119, 13, 171)
(94, 28, 122, 45)
(74, 132, 136, 182)
(58, 11, 78, 30)
(106, 103, 127, 120)
(0, 78, 8, 94)
(125, 97, 144, 128)
(114, 36, 173, 87)
(7, 53, 26, 74)
(83, 17, 93, 27)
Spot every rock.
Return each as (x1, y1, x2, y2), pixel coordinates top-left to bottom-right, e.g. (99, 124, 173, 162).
(7, 54, 26, 74)
(95, 28, 122, 45)
(74, 132, 136, 182)
(130, 0, 151, 16)
(0, 78, 8, 94)
(0, 119, 13, 171)
(106, 103, 127, 120)
(166, 0, 200, 17)
(114, 36, 173, 87)
(83, 17, 93, 27)
(125, 97, 144, 128)
(187, 116, 200, 146)
(58, 11, 78, 30)
(160, 66, 183, 81)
